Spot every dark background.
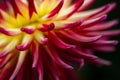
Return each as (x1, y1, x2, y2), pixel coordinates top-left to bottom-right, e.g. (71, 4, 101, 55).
(79, 0, 120, 80)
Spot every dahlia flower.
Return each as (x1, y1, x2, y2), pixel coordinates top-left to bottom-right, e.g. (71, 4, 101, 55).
(0, 0, 119, 80)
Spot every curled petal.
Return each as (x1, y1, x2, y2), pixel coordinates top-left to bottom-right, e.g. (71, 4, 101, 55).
(16, 35, 33, 51)
(34, 31, 48, 45)
(38, 23, 55, 32)
(77, 59, 85, 70)
(21, 26, 35, 34)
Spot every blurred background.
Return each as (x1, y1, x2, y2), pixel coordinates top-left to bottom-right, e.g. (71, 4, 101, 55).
(79, 0, 120, 80)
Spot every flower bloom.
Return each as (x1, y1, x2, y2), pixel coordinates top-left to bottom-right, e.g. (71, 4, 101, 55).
(0, 0, 119, 80)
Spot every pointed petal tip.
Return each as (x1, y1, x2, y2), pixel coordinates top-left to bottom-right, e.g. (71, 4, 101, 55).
(113, 41, 119, 45)
(40, 38, 48, 45)
(47, 0, 64, 18)
(63, 45, 76, 50)
(101, 14, 107, 20)
(39, 23, 55, 32)
(16, 44, 30, 51)
(111, 20, 119, 25)
(109, 2, 116, 7)
(107, 2, 116, 11)
(28, 0, 37, 18)
(96, 59, 112, 66)
(16, 45, 25, 51)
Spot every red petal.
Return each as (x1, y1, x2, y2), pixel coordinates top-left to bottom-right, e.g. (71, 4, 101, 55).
(85, 30, 120, 37)
(47, 32, 76, 49)
(27, 0, 37, 18)
(55, 20, 83, 30)
(84, 20, 119, 31)
(78, 15, 107, 29)
(36, 46, 43, 80)
(16, 35, 33, 51)
(67, 0, 84, 17)
(47, 0, 64, 18)
(78, 0, 95, 11)
(6, 0, 22, 17)
(21, 26, 35, 34)
(31, 42, 39, 68)
(60, 30, 102, 42)
(0, 1, 7, 11)
(45, 43, 73, 69)
(38, 23, 55, 32)
(0, 26, 21, 36)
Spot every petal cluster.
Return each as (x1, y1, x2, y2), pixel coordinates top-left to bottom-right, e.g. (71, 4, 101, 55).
(0, 0, 119, 80)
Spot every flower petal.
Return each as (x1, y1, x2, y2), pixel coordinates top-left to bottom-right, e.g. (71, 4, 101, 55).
(0, 26, 21, 36)
(47, 0, 64, 18)
(16, 35, 33, 51)
(45, 43, 73, 69)
(34, 31, 48, 45)
(57, 0, 84, 19)
(0, 38, 18, 57)
(78, 15, 107, 29)
(31, 42, 39, 68)
(54, 20, 83, 30)
(21, 26, 35, 34)
(6, 0, 22, 17)
(60, 30, 102, 42)
(47, 32, 76, 49)
(84, 20, 119, 31)
(38, 23, 55, 32)
(67, 3, 112, 21)
(9, 51, 27, 80)
(78, 0, 95, 11)
(28, 0, 37, 18)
